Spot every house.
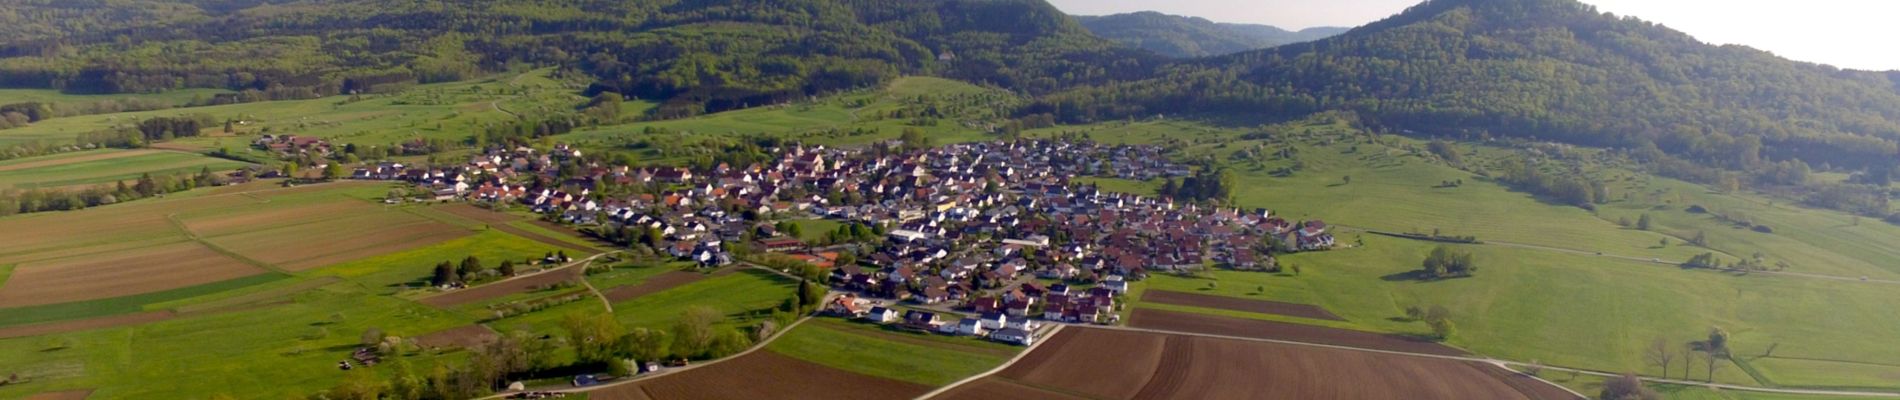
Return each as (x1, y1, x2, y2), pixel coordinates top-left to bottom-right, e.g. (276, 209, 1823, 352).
(955, 318, 987, 336)
(863, 306, 899, 324)
(978, 312, 1009, 330)
(758, 237, 805, 252)
(1102, 279, 1129, 294)
(825, 294, 866, 317)
(902, 310, 942, 330)
(992, 327, 1034, 346)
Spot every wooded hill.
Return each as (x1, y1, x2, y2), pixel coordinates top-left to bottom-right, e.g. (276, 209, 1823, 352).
(5, 0, 1900, 196)
(1075, 11, 1346, 58)
(0, 0, 1158, 118)
(1036, 0, 1900, 175)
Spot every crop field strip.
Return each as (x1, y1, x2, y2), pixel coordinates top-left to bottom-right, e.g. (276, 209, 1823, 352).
(1127, 308, 1465, 356)
(952, 328, 1571, 400)
(0, 242, 266, 307)
(417, 265, 584, 308)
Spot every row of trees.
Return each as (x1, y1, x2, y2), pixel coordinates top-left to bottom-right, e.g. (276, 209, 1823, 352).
(0, 169, 222, 216)
(428, 256, 521, 287)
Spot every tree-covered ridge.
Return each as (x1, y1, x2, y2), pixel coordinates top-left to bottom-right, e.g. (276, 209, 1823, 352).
(1038, 0, 1900, 174)
(0, 0, 1156, 118)
(1074, 11, 1345, 58)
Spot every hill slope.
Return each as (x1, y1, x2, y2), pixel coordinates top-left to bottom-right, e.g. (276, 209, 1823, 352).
(1074, 11, 1345, 58)
(0, 0, 1156, 118)
(1041, 0, 1900, 173)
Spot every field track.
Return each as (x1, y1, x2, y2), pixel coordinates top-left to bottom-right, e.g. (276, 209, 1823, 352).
(418, 263, 585, 308)
(1141, 290, 1344, 321)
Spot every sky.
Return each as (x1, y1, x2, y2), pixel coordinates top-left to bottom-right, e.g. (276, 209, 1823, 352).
(1045, 0, 1900, 71)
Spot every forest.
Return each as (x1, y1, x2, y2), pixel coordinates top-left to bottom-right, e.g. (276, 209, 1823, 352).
(2, 0, 1897, 217)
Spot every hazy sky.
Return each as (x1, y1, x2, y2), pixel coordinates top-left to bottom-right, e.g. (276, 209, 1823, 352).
(1047, 0, 1900, 71)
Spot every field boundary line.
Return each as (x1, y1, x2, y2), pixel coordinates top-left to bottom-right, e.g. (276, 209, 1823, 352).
(164, 213, 287, 274)
(914, 324, 1067, 400)
(1091, 324, 1900, 398)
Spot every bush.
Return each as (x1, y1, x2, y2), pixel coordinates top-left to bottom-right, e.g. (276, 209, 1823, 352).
(1751, 225, 1774, 233)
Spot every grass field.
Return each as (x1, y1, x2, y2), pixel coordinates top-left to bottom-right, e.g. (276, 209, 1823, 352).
(0, 69, 578, 148)
(787, 218, 845, 244)
(0, 149, 248, 190)
(767, 318, 1015, 386)
(313, 229, 567, 294)
(1049, 117, 1900, 390)
(608, 269, 796, 329)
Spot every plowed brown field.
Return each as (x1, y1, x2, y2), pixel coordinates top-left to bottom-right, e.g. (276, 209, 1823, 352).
(948, 328, 1576, 400)
(592, 351, 930, 400)
(1128, 308, 1465, 356)
(0, 243, 264, 307)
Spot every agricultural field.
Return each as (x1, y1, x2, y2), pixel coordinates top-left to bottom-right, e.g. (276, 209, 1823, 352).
(593, 351, 930, 400)
(937, 327, 1573, 400)
(0, 149, 249, 190)
(0, 68, 582, 148)
(767, 318, 1018, 386)
(1048, 118, 1900, 390)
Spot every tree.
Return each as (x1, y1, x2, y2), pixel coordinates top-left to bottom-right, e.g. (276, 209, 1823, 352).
(497, 260, 516, 277)
(282, 162, 299, 178)
(1645, 337, 1676, 379)
(1428, 316, 1456, 340)
(1637, 213, 1654, 230)
(671, 306, 721, 358)
(323, 162, 344, 180)
(1691, 230, 1708, 246)
(561, 313, 624, 365)
(1598, 373, 1659, 400)
(457, 256, 483, 281)
(1421, 245, 1475, 278)
(361, 327, 386, 347)
(1706, 326, 1729, 356)
(1342, 175, 1351, 185)
(430, 261, 457, 286)
(708, 327, 753, 358)
(621, 328, 671, 363)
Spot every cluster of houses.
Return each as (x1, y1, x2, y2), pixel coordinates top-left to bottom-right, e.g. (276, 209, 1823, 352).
(253, 134, 332, 157)
(377, 139, 1336, 342)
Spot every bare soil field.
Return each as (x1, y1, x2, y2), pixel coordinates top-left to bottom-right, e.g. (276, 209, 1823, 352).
(598, 351, 930, 400)
(1128, 308, 1465, 356)
(0, 311, 174, 339)
(434, 203, 522, 224)
(418, 267, 582, 308)
(0, 243, 264, 307)
(180, 201, 370, 238)
(413, 324, 500, 350)
(23, 389, 94, 400)
(933, 377, 1094, 400)
(207, 214, 470, 271)
(956, 328, 1573, 400)
(993, 327, 1167, 399)
(1142, 290, 1344, 321)
(0, 194, 253, 258)
(0, 150, 156, 172)
(601, 270, 716, 302)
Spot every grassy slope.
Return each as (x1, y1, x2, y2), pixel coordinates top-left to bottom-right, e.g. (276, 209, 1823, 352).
(0, 69, 576, 148)
(313, 229, 566, 295)
(1042, 119, 1900, 389)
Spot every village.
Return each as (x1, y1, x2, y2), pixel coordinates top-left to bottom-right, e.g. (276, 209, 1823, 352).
(354, 138, 1336, 347)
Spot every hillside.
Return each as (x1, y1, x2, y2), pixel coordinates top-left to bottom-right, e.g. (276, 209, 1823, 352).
(0, 0, 1156, 118)
(1074, 11, 1346, 58)
(1040, 0, 1900, 182)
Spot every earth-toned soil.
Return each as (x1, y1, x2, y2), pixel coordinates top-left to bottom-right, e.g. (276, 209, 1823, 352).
(0, 243, 263, 307)
(1128, 308, 1466, 356)
(592, 351, 931, 400)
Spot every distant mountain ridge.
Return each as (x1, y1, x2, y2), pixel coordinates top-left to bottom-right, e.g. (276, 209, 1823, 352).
(1073, 11, 1346, 58)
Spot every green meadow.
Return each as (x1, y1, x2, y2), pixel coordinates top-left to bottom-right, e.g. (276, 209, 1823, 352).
(0, 149, 249, 190)
(767, 318, 1016, 386)
(1058, 118, 1900, 390)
